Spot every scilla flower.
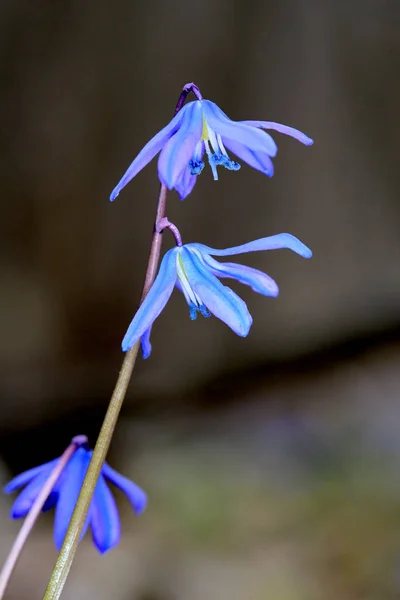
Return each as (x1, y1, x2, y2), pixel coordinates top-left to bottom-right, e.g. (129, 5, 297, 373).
(110, 98, 313, 201)
(124, 228, 312, 355)
(4, 443, 147, 554)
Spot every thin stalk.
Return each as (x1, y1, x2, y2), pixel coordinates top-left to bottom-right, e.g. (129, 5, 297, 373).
(43, 82, 200, 600)
(0, 436, 87, 599)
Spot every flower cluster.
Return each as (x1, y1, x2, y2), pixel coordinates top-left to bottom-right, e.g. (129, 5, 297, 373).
(112, 85, 313, 356)
(3, 82, 313, 563)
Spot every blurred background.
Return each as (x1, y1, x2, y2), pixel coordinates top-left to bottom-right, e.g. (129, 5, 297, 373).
(1, 0, 400, 597)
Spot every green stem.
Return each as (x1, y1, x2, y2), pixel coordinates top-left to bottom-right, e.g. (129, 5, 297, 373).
(43, 344, 140, 599)
(42, 82, 200, 599)
(42, 185, 167, 600)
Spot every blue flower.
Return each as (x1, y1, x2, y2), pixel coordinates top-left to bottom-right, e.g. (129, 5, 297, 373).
(110, 100, 313, 201)
(4, 446, 147, 554)
(123, 233, 312, 355)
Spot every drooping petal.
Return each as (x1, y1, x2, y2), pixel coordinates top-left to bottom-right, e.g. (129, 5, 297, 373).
(202, 100, 278, 156)
(175, 139, 205, 199)
(201, 254, 279, 297)
(241, 120, 314, 146)
(90, 476, 121, 554)
(175, 165, 197, 200)
(4, 459, 58, 494)
(102, 463, 147, 514)
(221, 138, 274, 176)
(42, 491, 59, 512)
(42, 466, 69, 511)
(53, 449, 90, 550)
(140, 327, 152, 359)
(157, 101, 203, 189)
(10, 466, 56, 518)
(189, 234, 312, 259)
(122, 248, 178, 352)
(109, 105, 191, 201)
(181, 248, 252, 337)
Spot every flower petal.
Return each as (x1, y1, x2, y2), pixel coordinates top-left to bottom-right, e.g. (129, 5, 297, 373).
(53, 448, 90, 550)
(42, 491, 59, 512)
(221, 138, 274, 176)
(189, 233, 312, 259)
(4, 459, 58, 494)
(175, 165, 197, 200)
(90, 476, 121, 554)
(157, 101, 203, 189)
(140, 327, 152, 359)
(122, 248, 178, 352)
(102, 463, 147, 514)
(9, 466, 56, 518)
(202, 100, 277, 155)
(241, 120, 314, 146)
(201, 254, 279, 297)
(109, 104, 189, 201)
(181, 248, 252, 337)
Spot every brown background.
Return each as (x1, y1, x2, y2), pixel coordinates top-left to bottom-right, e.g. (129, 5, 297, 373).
(1, 1, 400, 598)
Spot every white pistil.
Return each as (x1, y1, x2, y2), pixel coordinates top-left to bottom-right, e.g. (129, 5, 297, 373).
(203, 139, 219, 180)
(176, 253, 202, 307)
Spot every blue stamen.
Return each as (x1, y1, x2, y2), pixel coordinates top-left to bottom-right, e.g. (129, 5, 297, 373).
(220, 156, 241, 171)
(208, 153, 224, 180)
(189, 159, 205, 176)
(189, 303, 211, 319)
(207, 154, 241, 180)
(210, 154, 225, 166)
(199, 304, 211, 318)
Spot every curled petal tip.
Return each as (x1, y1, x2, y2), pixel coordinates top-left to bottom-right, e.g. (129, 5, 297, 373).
(133, 491, 147, 515)
(282, 234, 312, 259)
(293, 131, 313, 146)
(178, 190, 189, 200)
(270, 286, 280, 298)
(238, 328, 250, 338)
(141, 328, 152, 359)
(236, 316, 252, 337)
(295, 244, 312, 259)
(109, 189, 119, 202)
(121, 339, 132, 352)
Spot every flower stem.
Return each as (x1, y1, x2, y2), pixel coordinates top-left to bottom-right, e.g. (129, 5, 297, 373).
(156, 217, 182, 247)
(174, 82, 203, 112)
(0, 436, 86, 599)
(42, 82, 201, 600)
(42, 186, 165, 600)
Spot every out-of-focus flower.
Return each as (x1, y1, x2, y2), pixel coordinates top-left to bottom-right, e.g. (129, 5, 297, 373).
(4, 446, 147, 554)
(110, 100, 313, 200)
(123, 233, 312, 355)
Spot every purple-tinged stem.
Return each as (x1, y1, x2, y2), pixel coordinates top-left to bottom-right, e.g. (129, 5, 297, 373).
(174, 82, 203, 113)
(42, 82, 201, 600)
(0, 436, 87, 599)
(156, 217, 182, 247)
